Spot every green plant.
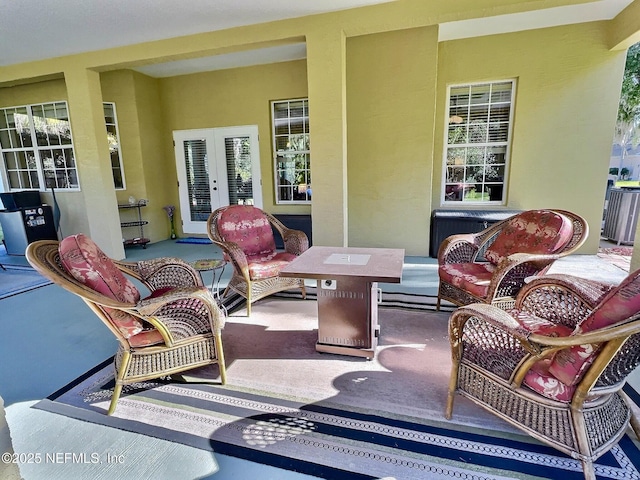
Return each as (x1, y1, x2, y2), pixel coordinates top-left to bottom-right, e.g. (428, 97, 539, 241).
(613, 43, 640, 179)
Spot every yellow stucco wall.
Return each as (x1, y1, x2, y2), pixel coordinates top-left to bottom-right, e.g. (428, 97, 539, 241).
(346, 26, 438, 253)
(433, 22, 627, 254)
(0, 78, 93, 240)
(1, 1, 638, 257)
(158, 59, 309, 222)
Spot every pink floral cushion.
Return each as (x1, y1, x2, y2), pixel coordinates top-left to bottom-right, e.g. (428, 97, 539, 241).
(218, 205, 276, 257)
(523, 359, 575, 402)
(129, 329, 165, 348)
(484, 210, 573, 265)
(59, 234, 143, 339)
(248, 252, 297, 280)
(547, 269, 640, 386)
(508, 310, 576, 402)
(439, 262, 496, 299)
(512, 310, 573, 337)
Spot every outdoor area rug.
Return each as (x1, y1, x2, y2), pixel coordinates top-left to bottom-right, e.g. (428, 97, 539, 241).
(35, 299, 640, 480)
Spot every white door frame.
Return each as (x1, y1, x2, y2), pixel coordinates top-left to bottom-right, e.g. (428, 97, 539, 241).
(173, 126, 262, 234)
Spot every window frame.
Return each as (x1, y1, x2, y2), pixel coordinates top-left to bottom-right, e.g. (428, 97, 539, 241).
(0, 101, 126, 192)
(0, 101, 80, 192)
(442, 79, 516, 206)
(271, 98, 311, 204)
(103, 102, 126, 190)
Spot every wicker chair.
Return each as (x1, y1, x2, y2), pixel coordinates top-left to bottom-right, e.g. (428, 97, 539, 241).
(446, 270, 640, 480)
(436, 209, 588, 310)
(206, 205, 307, 316)
(26, 235, 226, 415)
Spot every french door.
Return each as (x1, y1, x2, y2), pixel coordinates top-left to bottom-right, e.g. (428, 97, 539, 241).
(173, 126, 262, 234)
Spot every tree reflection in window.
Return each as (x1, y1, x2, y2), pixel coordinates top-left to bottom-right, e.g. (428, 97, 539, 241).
(272, 99, 311, 203)
(444, 81, 514, 203)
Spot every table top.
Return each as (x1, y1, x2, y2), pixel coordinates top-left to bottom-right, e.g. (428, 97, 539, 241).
(280, 246, 404, 283)
(190, 258, 226, 271)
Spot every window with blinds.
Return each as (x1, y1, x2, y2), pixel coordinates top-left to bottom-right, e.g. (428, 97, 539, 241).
(272, 98, 311, 204)
(224, 136, 254, 205)
(182, 139, 211, 221)
(104, 102, 126, 190)
(444, 80, 515, 204)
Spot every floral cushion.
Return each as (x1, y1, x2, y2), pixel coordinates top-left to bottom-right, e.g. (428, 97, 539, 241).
(547, 269, 640, 386)
(484, 210, 573, 265)
(59, 234, 143, 339)
(523, 359, 575, 403)
(512, 310, 573, 337)
(218, 205, 276, 257)
(129, 328, 165, 348)
(508, 311, 576, 402)
(439, 262, 496, 299)
(248, 252, 298, 280)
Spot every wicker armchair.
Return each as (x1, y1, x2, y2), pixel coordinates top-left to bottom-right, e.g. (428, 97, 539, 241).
(206, 205, 307, 316)
(436, 209, 588, 310)
(446, 270, 640, 480)
(26, 235, 226, 415)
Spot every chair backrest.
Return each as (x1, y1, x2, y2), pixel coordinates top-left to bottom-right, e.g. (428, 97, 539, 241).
(548, 268, 640, 386)
(58, 234, 144, 339)
(484, 210, 574, 265)
(216, 205, 276, 257)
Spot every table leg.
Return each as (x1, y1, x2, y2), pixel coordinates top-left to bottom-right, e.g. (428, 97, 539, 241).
(315, 277, 378, 359)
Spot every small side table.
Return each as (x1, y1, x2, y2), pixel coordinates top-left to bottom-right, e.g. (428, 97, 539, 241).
(190, 258, 227, 306)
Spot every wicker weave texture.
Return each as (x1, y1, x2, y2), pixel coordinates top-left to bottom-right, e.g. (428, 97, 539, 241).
(447, 271, 640, 480)
(436, 210, 589, 310)
(25, 240, 227, 415)
(206, 206, 308, 314)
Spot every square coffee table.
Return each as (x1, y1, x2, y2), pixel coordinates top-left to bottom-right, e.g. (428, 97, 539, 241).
(280, 246, 404, 359)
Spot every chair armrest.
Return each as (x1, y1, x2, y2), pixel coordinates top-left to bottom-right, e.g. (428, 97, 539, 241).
(282, 228, 309, 255)
(450, 303, 533, 347)
(265, 212, 309, 255)
(514, 273, 614, 329)
(119, 257, 202, 290)
(484, 253, 560, 302)
(135, 286, 225, 343)
(210, 239, 249, 277)
(450, 302, 640, 388)
(437, 233, 481, 264)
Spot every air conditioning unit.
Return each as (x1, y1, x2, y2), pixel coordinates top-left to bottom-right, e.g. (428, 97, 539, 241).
(603, 187, 640, 245)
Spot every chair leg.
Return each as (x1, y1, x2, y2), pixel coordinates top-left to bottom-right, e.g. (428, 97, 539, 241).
(215, 332, 227, 385)
(621, 390, 640, 441)
(300, 282, 307, 299)
(445, 366, 459, 420)
(244, 280, 253, 316)
(581, 460, 596, 480)
(108, 350, 131, 415)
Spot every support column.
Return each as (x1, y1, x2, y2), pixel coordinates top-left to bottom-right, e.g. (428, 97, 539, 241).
(64, 68, 125, 259)
(306, 29, 348, 247)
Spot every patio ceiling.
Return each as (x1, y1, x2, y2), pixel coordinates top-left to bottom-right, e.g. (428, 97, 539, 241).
(0, 0, 634, 77)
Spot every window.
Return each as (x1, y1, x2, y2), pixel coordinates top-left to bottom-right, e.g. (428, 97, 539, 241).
(272, 99, 311, 203)
(443, 80, 515, 204)
(0, 102, 78, 190)
(104, 102, 126, 190)
(0, 101, 125, 191)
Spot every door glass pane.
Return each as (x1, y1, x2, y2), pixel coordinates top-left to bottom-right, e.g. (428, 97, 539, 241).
(183, 139, 211, 221)
(225, 136, 253, 205)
